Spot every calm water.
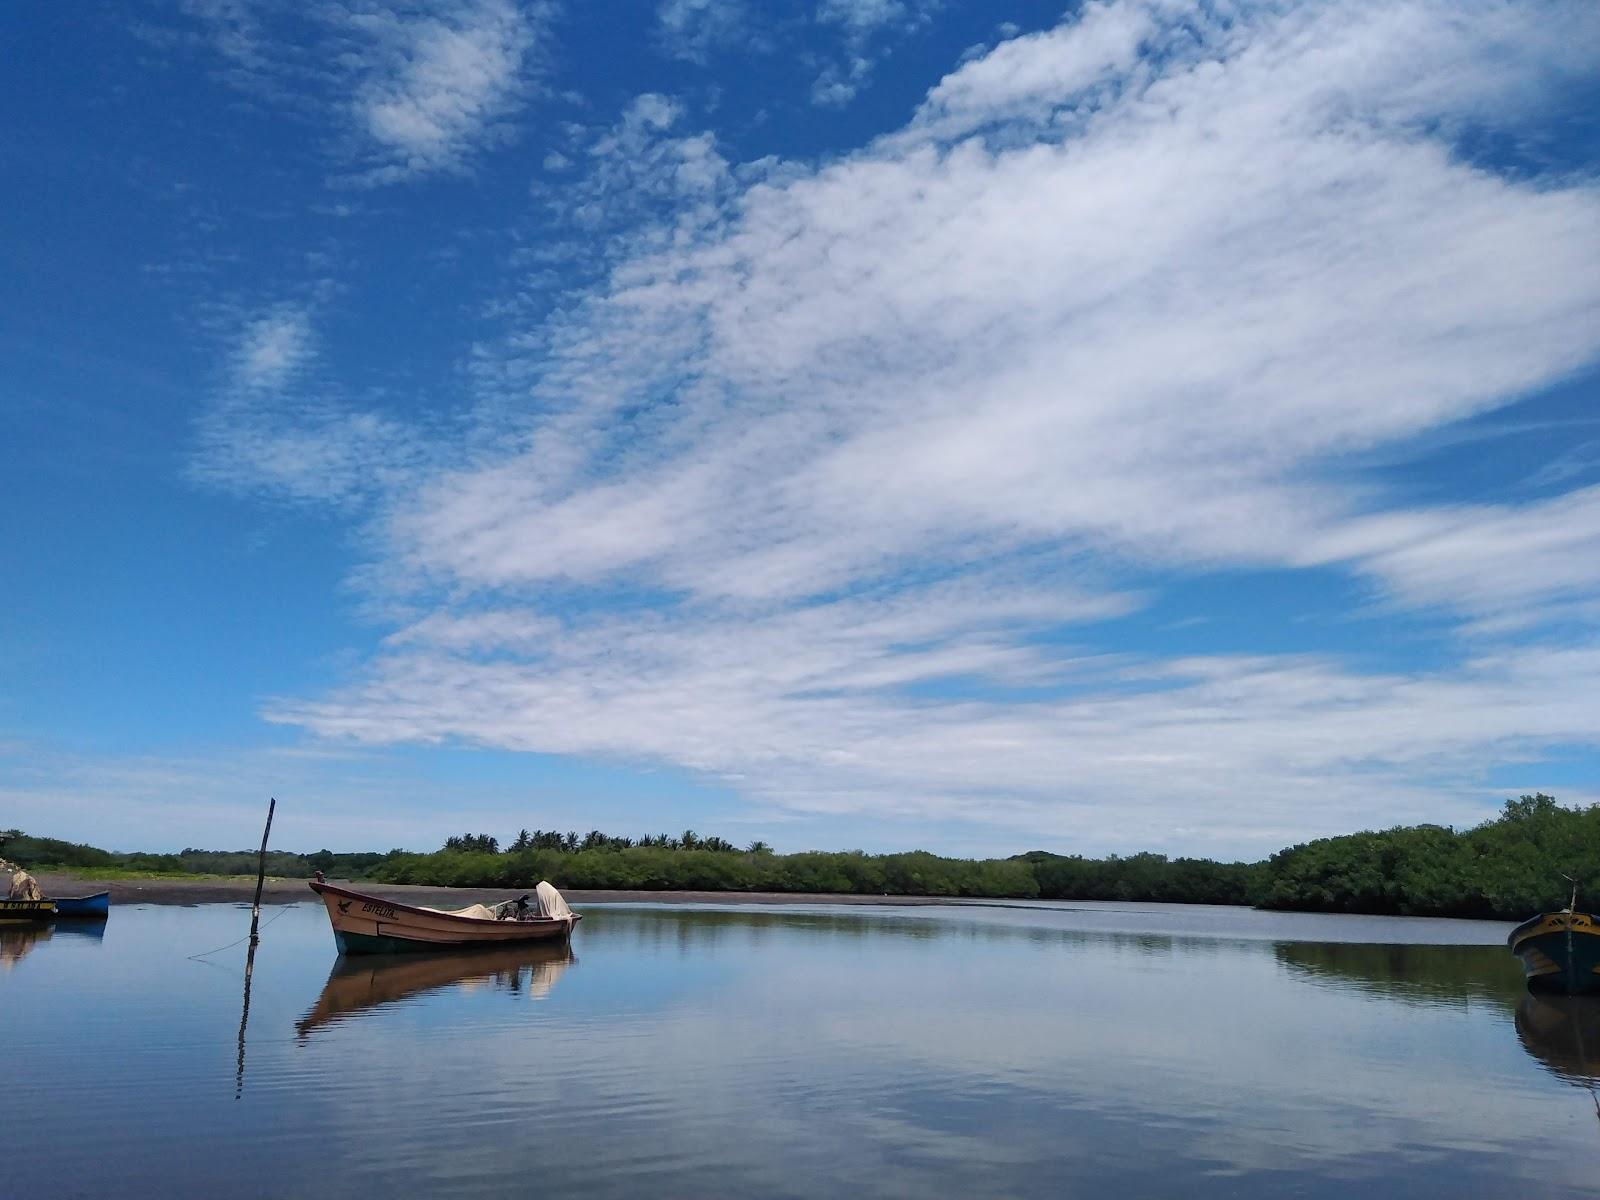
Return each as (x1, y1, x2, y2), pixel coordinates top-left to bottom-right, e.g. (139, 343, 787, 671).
(7, 899, 1600, 1198)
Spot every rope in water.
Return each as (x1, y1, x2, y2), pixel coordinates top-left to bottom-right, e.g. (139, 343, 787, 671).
(188, 903, 292, 961)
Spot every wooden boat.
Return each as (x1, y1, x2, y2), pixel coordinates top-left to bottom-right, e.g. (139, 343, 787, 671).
(0, 898, 56, 923)
(1509, 909, 1600, 995)
(51, 891, 110, 918)
(297, 941, 575, 1038)
(309, 880, 579, 956)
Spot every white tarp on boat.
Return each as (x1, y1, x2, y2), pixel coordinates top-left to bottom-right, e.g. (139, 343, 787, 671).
(536, 881, 573, 920)
(423, 883, 570, 922)
(442, 903, 498, 920)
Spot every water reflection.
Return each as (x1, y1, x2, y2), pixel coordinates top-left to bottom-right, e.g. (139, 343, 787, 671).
(1275, 940, 1524, 1010)
(15, 902, 1600, 1200)
(1, 919, 106, 971)
(1, 921, 51, 968)
(297, 943, 577, 1039)
(1516, 995, 1600, 1086)
(51, 918, 107, 942)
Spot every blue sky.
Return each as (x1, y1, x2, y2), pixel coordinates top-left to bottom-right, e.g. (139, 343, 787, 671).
(4, 0, 1599, 858)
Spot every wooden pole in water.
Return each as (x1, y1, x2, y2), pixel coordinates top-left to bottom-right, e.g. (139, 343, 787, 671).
(249, 797, 276, 947)
(235, 942, 256, 1101)
(237, 797, 276, 1100)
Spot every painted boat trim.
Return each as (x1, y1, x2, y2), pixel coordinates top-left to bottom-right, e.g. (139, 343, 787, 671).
(1509, 910, 1600, 996)
(0, 898, 57, 922)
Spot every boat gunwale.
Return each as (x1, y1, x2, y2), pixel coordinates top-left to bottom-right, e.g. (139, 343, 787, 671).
(1509, 910, 1600, 951)
(310, 880, 579, 928)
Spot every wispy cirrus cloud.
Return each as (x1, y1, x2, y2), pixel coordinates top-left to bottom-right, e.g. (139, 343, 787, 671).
(170, 0, 548, 184)
(340, 0, 542, 184)
(1306, 485, 1600, 632)
(810, 0, 938, 106)
(651, 0, 936, 106)
(268, 633, 1600, 854)
(193, 303, 425, 503)
(655, 0, 755, 63)
(230, 307, 315, 391)
(198, 0, 1600, 853)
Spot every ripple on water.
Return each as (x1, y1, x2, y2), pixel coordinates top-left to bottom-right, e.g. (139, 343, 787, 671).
(3, 900, 1594, 1199)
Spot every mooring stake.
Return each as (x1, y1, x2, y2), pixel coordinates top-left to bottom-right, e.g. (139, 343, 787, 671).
(249, 796, 276, 946)
(238, 796, 276, 1100)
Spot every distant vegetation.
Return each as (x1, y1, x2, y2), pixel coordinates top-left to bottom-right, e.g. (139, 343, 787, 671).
(377, 836, 1041, 898)
(9, 795, 1600, 919)
(1258, 793, 1600, 918)
(0, 830, 398, 882)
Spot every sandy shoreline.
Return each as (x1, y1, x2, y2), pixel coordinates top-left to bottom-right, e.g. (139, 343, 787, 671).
(31, 872, 960, 909)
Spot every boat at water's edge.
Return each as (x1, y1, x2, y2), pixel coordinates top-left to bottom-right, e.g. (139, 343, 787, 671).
(1509, 910, 1600, 995)
(0, 898, 56, 923)
(310, 880, 579, 955)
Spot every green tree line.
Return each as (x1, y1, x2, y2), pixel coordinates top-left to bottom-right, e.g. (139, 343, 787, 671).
(7, 794, 1597, 918)
(1258, 793, 1600, 918)
(0, 830, 399, 880)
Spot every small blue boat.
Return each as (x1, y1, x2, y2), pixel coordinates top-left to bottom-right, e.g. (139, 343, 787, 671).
(51, 892, 110, 919)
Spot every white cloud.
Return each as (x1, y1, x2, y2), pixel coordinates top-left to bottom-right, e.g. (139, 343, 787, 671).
(231, 308, 314, 391)
(268, 626, 1600, 855)
(527, 93, 733, 265)
(408, 0, 1599, 604)
(1305, 485, 1600, 631)
(816, 0, 915, 37)
(343, 0, 540, 184)
(174, 0, 546, 184)
(809, 0, 938, 107)
(911, 0, 1154, 136)
(194, 305, 424, 503)
(656, 0, 752, 62)
(200, 0, 1600, 851)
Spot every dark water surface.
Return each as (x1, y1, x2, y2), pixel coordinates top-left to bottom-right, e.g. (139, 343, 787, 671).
(7, 900, 1600, 1198)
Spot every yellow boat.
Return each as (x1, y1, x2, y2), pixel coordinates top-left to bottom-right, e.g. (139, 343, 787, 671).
(310, 880, 579, 955)
(0, 898, 55, 923)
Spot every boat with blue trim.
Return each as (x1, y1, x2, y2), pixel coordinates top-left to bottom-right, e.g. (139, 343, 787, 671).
(51, 891, 110, 918)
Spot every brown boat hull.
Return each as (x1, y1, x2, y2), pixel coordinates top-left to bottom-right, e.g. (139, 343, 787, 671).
(310, 882, 578, 955)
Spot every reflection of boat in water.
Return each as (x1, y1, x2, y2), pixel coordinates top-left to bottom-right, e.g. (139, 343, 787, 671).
(310, 880, 580, 955)
(1, 922, 51, 968)
(0, 918, 105, 969)
(1516, 993, 1600, 1088)
(1509, 908, 1600, 995)
(296, 942, 577, 1039)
